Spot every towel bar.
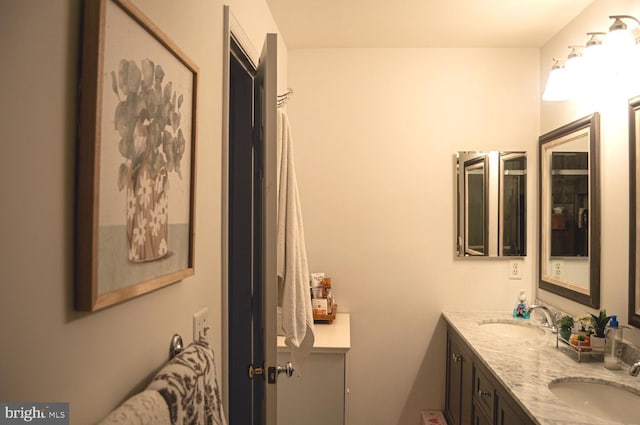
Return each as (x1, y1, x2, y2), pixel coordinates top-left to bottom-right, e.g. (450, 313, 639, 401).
(169, 334, 184, 359)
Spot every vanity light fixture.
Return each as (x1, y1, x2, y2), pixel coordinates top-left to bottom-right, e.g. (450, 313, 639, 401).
(542, 14, 640, 102)
(542, 59, 569, 101)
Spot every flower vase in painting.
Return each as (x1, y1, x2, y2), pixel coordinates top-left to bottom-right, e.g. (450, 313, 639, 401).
(126, 162, 168, 261)
(111, 58, 186, 263)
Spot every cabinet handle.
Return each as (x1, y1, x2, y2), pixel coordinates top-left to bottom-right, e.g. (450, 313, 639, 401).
(478, 389, 491, 398)
(452, 353, 462, 363)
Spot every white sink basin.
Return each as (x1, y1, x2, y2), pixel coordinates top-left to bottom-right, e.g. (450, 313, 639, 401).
(549, 378, 640, 424)
(477, 319, 546, 339)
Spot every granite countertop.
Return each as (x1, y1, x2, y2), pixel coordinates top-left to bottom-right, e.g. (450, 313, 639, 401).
(443, 311, 640, 425)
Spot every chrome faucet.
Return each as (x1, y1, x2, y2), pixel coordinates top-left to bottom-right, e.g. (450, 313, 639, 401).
(631, 361, 640, 377)
(526, 304, 557, 332)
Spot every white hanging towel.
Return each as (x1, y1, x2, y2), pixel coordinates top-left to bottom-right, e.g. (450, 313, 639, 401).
(277, 109, 315, 375)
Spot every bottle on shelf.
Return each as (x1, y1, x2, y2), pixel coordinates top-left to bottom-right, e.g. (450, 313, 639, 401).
(326, 289, 333, 315)
(604, 315, 623, 370)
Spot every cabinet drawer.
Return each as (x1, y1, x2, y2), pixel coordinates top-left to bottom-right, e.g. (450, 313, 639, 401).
(473, 365, 494, 419)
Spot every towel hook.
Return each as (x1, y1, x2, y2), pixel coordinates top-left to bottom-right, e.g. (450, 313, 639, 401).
(169, 333, 184, 359)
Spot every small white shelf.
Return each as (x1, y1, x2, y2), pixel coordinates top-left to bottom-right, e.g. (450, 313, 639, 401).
(277, 312, 351, 354)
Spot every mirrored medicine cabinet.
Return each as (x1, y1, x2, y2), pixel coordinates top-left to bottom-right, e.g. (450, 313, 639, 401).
(538, 113, 600, 309)
(455, 151, 526, 257)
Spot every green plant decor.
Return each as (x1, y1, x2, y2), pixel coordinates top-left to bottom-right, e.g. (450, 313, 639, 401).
(558, 315, 574, 330)
(589, 309, 611, 338)
(558, 315, 574, 340)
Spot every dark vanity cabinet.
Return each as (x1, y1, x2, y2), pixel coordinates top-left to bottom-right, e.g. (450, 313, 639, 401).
(445, 326, 534, 425)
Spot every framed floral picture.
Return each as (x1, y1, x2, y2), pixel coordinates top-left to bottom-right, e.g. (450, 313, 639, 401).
(76, 0, 198, 311)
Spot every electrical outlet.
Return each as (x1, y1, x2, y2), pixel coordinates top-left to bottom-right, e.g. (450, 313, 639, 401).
(193, 307, 210, 342)
(508, 260, 523, 280)
(551, 260, 564, 279)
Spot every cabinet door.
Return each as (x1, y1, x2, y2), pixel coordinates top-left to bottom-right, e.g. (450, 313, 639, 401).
(495, 388, 534, 425)
(445, 329, 473, 425)
(472, 404, 492, 425)
(445, 331, 462, 425)
(277, 352, 345, 425)
(472, 364, 494, 420)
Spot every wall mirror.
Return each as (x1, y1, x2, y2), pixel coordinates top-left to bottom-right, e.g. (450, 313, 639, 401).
(539, 113, 600, 308)
(499, 152, 527, 256)
(463, 155, 488, 256)
(628, 97, 640, 328)
(455, 151, 526, 257)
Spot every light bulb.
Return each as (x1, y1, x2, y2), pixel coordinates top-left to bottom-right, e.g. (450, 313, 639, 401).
(543, 62, 569, 101)
(563, 47, 585, 99)
(605, 16, 638, 59)
(582, 33, 608, 100)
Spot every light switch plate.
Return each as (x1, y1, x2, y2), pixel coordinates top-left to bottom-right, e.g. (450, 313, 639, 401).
(193, 307, 210, 342)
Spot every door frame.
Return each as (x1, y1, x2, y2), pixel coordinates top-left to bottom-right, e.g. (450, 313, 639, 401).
(222, 5, 258, 417)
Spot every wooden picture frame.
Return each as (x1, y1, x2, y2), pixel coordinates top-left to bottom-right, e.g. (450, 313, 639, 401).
(76, 0, 198, 311)
(629, 96, 640, 328)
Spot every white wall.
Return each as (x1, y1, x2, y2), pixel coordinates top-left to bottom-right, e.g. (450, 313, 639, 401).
(539, 0, 640, 347)
(0, 0, 283, 423)
(287, 48, 539, 425)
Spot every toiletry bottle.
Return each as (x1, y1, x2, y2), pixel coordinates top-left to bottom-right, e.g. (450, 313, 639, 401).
(604, 315, 623, 370)
(513, 290, 529, 318)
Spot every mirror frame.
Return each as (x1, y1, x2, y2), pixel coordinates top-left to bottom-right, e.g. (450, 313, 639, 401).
(538, 113, 600, 308)
(464, 155, 489, 256)
(629, 97, 640, 328)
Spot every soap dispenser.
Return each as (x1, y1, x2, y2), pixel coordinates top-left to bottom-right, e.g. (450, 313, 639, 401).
(513, 290, 530, 319)
(604, 315, 623, 370)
